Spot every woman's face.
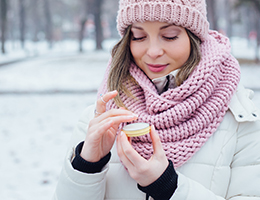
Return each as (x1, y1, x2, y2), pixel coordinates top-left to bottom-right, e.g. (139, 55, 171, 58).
(130, 21, 191, 80)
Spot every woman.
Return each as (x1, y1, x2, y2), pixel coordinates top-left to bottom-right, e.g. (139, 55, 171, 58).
(53, 0, 260, 199)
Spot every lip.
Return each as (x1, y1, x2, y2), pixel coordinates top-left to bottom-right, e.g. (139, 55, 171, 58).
(146, 63, 169, 73)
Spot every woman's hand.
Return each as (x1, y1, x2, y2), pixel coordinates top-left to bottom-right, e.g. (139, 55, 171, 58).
(80, 90, 138, 162)
(116, 125, 169, 187)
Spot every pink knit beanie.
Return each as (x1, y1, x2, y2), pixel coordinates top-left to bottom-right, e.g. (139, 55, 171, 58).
(117, 0, 209, 41)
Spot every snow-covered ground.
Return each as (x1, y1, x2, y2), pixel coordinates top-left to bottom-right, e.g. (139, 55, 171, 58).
(0, 51, 110, 92)
(0, 39, 117, 66)
(0, 38, 260, 200)
(0, 94, 96, 200)
(0, 51, 109, 200)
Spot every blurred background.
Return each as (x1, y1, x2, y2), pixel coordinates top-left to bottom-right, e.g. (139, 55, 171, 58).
(0, 0, 260, 199)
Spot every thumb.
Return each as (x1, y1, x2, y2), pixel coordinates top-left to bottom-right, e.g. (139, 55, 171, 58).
(150, 125, 164, 156)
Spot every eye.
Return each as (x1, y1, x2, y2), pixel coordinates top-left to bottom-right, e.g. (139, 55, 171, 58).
(132, 36, 146, 41)
(163, 36, 178, 41)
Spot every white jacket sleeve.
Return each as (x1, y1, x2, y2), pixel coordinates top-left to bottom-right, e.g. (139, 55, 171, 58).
(171, 173, 224, 200)
(226, 120, 260, 199)
(170, 121, 260, 200)
(53, 105, 108, 200)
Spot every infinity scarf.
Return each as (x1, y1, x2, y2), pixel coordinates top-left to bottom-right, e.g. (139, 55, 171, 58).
(98, 30, 240, 168)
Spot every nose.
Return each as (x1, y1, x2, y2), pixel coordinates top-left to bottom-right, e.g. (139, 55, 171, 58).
(146, 40, 164, 59)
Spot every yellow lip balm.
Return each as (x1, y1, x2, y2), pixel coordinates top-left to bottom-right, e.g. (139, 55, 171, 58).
(122, 123, 150, 137)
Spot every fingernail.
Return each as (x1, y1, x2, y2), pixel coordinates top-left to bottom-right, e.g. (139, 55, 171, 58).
(132, 114, 139, 119)
(133, 113, 138, 118)
(126, 115, 136, 119)
(111, 90, 117, 94)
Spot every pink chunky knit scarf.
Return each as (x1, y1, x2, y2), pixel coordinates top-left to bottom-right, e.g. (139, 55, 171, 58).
(98, 31, 240, 168)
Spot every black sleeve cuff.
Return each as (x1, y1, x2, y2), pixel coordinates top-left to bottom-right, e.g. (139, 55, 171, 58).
(137, 160, 178, 200)
(71, 141, 111, 173)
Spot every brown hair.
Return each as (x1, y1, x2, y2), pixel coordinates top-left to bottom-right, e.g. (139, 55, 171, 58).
(108, 26, 201, 108)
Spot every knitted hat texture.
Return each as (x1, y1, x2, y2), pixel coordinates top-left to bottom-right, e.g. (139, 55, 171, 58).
(117, 0, 209, 41)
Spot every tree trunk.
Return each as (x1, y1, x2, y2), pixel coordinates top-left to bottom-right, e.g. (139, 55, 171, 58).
(79, 18, 87, 52)
(1, 0, 8, 54)
(206, 0, 218, 31)
(19, 0, 25, 49)
(78, 0, 88, 52)
(93, 0, 103, 50)
(44, 0, 53, 48)
(87, 0, 104, 50)
(32, 0, 40, 42)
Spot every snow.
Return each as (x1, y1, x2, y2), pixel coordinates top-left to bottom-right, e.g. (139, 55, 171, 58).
(0, 39, 118, 66)
(0, 38, 260, 200)
(0, 42, 113, 200)
(0, 52, 110, 92)
(231, 37, 259, 60)
(0, 94, 96, 200)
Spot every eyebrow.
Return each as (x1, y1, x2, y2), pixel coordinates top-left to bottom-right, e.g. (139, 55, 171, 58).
(132, 24, 177, 30)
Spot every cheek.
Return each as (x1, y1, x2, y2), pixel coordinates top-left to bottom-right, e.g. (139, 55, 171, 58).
(169, 40, 190, 62)
(130, 43, 143, 61)
(181, 42, 191, 61)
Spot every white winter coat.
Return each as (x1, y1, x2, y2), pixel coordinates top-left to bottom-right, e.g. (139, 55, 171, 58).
(53, 84, 260, 200)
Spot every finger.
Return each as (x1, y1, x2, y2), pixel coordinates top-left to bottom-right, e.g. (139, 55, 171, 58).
(88, 118, 114, 138)
(95, 109, 138, 124)
(94, 109, 102, 117)
(149, 125, 165, 158)
(116, 132, 134, 167)
(96, 90, 118, 115)
(110, 114, 138, 126)
(101, 90, 118, 104)
(91, 115, 137, 139)
(119, 131, 145, 166)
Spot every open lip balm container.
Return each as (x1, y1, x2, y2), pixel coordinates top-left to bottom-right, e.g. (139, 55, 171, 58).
(122, 123, 150, 137)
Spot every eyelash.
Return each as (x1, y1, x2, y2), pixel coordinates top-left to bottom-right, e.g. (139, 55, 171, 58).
(132, 36, 146, 41)
(132, 36, 179, 41)
(163, 36, 178, 41)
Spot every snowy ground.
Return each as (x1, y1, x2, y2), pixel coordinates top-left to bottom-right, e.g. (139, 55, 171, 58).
(0, 39, 260, 200)
(0, 51, 109, 200)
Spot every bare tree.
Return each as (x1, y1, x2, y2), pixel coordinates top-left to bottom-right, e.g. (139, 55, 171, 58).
(93, 0, 103, 50)
(19, 0, 26, 49)
(43, 0, 53, 48)
(79, 17, 87, 52)
(78, 0, 88, 52)
(31, 0, 40, 42)
(1, 0, 8, 54)
(87, 0, 104, 50)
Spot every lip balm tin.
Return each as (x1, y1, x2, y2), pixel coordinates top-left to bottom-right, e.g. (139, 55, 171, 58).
(122, 123, 150, 137)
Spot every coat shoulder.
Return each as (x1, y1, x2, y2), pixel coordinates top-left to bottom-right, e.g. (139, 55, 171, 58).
(228, 83, 260, 122)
